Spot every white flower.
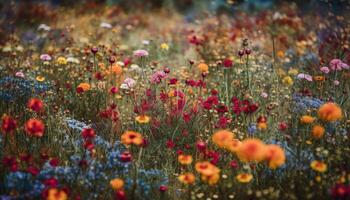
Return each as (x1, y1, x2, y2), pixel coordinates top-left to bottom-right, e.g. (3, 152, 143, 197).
(100, 22, 112, 29)
(67, 57, 80, 64)
(142, 40, 150, 45)
(129, 64, 141, 72)
(38, 24, 51, 31)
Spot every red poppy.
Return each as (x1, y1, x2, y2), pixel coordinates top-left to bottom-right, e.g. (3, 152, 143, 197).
(25, 119, 45, 137)
(1, 115, 17, 134)
(27, 98, 44, 112)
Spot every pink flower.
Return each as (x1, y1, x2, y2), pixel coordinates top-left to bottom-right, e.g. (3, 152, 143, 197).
(297, 73, 313, 81)
(320, 66, 330, 74)
(133, 49, 149, 57)
(40, 54, 51, 61)
(15, 71, 25, 78)
(334, 80, 340, 86)
(150, 71, 167, 84)
(120, 78, 136, 90)
(330, 59, 343, 71)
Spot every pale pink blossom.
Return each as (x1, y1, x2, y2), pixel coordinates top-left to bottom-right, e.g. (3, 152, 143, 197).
(320, 66, 330, 74)
(297, 73, 313, 82)
(133, 49, 149, 57)
(40, 54, 52, 61)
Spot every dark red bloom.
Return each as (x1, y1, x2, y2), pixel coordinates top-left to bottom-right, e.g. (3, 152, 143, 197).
(27, 166, 40, 176)
(166, 140, 175, 149)
(1, 115, 17, 134)
(159, 185, 168, 192)
(223, 58, 233, 68)
(81, 128, 96, 139)
(120, 151, 132, 162)
(27, 98, 44, 112)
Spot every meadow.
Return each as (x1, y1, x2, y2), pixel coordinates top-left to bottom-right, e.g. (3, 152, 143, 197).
(0, 1, 350, 199)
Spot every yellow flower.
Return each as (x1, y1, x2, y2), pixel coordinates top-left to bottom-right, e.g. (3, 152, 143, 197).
(135, 115, 150, 124)
(47, 188, 67, 200)
(236, 173, 253, 183)
(282, 76, 293, 86)
(195, 161, 220, 177)
(318, 102, 342, 122)
(212, 130, 234, 149)
(178, 173, 196, 185)
(36, 76, 45, 82)
(178, 154, 193, 165)
(288, 69, 299, 76)
(201, 172, 220, 185)
(110, 178, 124, 190)
(311, 125, 325, 139)
(310, 160, 327, 173)
(56, 56, 67, 65)
(300, 115, 315, 124)
(160, 43, 169, 50)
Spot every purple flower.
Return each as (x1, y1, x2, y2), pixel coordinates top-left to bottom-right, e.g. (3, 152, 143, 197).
(150, 71, 168, 84)
(320, 66, 330, 74)
(133, 49, 149, 57)
(40, 54, 52, 61)
(297, 73, 313, 81)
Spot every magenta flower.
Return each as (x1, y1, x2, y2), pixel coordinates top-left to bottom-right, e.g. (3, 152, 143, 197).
(150, 71, 167, 84)
(330, 59, 343, 71)
(133, 49, 149, 57)
(15, 71, 25, 78)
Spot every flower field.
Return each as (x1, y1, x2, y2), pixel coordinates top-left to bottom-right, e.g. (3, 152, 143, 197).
(0, 0, 350, 199)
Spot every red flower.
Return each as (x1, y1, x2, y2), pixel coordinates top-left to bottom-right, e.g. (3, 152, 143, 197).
(25, 119, 45, 137)
(166, 140, 175, 149)
(159, 185, 168, 192)
(114, 190, 127, 200)
(49, 158, 59, 167)
(1, 115, 17, 134)
(43, 177, 58, 187)
(27, 166, 40, 176)
(223, 58, 233, 68)
(119, 151, 132, 162)
(27, 98, 44, 112)
(81, 128, 96, 139)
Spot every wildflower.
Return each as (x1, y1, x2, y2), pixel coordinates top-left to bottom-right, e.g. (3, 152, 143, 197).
(15, 71, 25, 78)
(1, 114, 17, 134)
(135, 115, 151, 124)
(110, 178, 124, 190)
(114, 190, 127, 200)
(77, 83, 91, 92)
(120, 78, 136, 90)
(111, 64, 123, 75)
(160, 43, 169, 50)
(159, 185, 168, 192)
(100, 22, 112, 29)
(40, 54, 52, 61)
(320, 66, 330, 74)
(27, 98, 44, 112)
(330, 59, 348, 71)
(310, 160, 327, 173)
(56, 57, 67, 65)
(197, 63, 209, 73)
(226, 139, 241, 153)
(265, 144, 286, 169)
(288, 68, 299, 75)
(334, 80, 340, 86)
(150, 71, 167, 84)
(201, 172, 220, 185)
(282, 76, 293, 86)
(178, 154, 193, 165)
(25, 118, 45, 137)
(133, 49, 149, 57)
(47, 188, 67, 200)
(297, 73, 313, 81)
(257, 122, 267, 130)
(236, 173, 253, 183)
(36, 76, 45, 82)
(311, 125, 325, 139)
(318, 102, 342, 122)
(314, 76, 325, 81)
(121, 131, 143, 146)
(236, 138, 266, 162)
(331, 184, 350, 199)
(119, 151, 132, 162)
(300, 115, 315, 124)
(81, 128, 96, 139)
(212, 130, 234, 148)
(223, 58, 233, 68)
(195, 161, 220, 177)
(178, 173, 196, 185)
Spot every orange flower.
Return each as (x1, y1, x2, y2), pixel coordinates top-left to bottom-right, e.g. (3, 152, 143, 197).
(236, 138, 266, 162)
(77, 83, 91, 92)
(178, 173, 196, 185)
(197, 63, 209, 73)
(311, 125, 325, 139)
(201, 172, 220, 185)
(265, 144, 286, 169)
(25, 118, 45, 137)
(110, 178, 124, 190)
(226, 139, 241, 153)
(258, 122, 267, 130)
(314, 76, 325, 81)
(178, 154, 193, 165)
(236, 173, 253, 183)
(121, 131, 143, 146)
(47, 188, 67, 200)
(212, 130, 234, 148)
(135, 115, 150, 124)
(310, 160, 327, 173)
(318, 102, 342, 122)
(195, 161, 220, 176)
(111, 64, 123, 75)
(300, 115, 315, 124)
